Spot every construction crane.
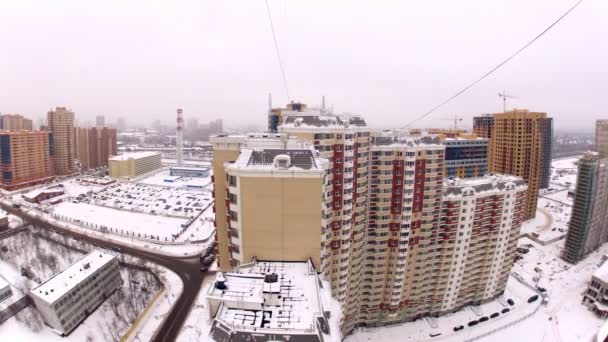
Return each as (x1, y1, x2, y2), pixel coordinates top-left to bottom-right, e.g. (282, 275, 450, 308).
(498, 90, 518, 113)
(435, 115, 464, 130)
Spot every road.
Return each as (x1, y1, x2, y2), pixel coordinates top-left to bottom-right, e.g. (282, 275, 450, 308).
(0, 202, 207, 342)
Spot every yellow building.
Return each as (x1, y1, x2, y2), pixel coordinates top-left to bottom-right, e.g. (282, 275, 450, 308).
(489, 109, 551, 220)
(0, 131, 54, 190)
(224, 147, 327, 268)
(108, 152, 161, 179)
(596, 119, 608, 157)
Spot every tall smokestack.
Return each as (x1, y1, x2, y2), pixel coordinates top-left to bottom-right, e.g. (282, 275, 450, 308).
(176, 108, 183, 166)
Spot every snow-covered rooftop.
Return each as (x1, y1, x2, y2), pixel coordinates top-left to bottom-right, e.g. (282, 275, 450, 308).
(594, 260, 608, 283)
(227, 147, 326, 172)
(443, 174, 527, 197)
(110, 151, 160, 161)
(30, 250, 116, 304)
(0, 275, 8, 290)
(208, 261, 325, 334)
(280, 109, 367, 129)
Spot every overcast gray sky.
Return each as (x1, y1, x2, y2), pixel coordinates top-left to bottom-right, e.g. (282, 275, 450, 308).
(0, 0, 605, 131)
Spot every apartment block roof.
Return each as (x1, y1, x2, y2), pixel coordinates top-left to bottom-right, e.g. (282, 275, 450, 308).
(110, 151, 160, 161)
(208, 261, 327, 333)
(443, 174, 527, 198)
(594, 260, 608, 283)
(30, 250, 116, 304)
(227, 147, 326, 173)
(280, 109, 367, 129)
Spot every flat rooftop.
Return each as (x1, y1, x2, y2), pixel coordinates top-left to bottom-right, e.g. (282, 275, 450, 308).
(443, 174, 527, 197)
(0, 276, 8, 290)
(281, 110, 367, 128)
(110, 151, 160, 161)
(209, 262, 321, 331)
(228, 148, 324, 172)
(594, 260, 608, 283)
(169, 166, 209, 171)
(30, 250, 116, 304)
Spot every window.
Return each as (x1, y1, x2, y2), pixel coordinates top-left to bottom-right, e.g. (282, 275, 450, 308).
(229, 210, 238, 221)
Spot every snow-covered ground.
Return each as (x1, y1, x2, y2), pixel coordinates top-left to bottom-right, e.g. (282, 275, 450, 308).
(0, 228, 162, 341)
(486, 238, 607, 341)
(137, 169, 212, 189)
(347, 276, 539, 342)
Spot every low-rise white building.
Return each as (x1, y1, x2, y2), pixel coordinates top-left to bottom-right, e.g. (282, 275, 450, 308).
(207, 260, 338, 342)
(30, 250, 121, 335)
(583, 258, 608, 318)
(0, 276, 11, 302)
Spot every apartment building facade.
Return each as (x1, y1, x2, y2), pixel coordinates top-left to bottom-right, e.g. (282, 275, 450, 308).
(223, 147, 327, 267)
(0, 114, 33, 131)
(488, 109, 552, 220)
(0, 131, 54, 190)
(47, 107, 76, 175)
(563, 152, 608, 263)
(108, 151, 161, 178)
(74, 126, 117, 169)
(30, 251, 121, 335)
(440, 134, 488, 178)
(211, 107, 529, 336)
(472, 114, 494, 139)
(596, 119, 608, 157)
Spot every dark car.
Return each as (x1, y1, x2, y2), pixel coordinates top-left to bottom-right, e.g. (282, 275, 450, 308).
(507, 299, 515, 306)
(501, 308, 510, 314)
(528, 295, 539, 303)
(468, 320, 478, 327)
(490, 312, 500, 319)
(453, 325, 464, 332)
(479, 316, 489, 322)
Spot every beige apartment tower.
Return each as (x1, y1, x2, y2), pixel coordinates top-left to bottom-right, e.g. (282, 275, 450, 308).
(596, 120, 608, 157)
(47, 107, 76, 175)
(0, 114, 33, 131)
(489, 109, 550, 220)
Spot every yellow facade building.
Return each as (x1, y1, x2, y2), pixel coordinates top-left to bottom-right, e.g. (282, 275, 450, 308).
(108, 152, 161, 179)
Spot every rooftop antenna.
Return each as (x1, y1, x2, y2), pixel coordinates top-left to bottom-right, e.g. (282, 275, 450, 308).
(498, 90, 518, 113)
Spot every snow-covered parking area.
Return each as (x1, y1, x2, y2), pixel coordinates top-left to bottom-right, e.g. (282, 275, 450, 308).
(83, 182, 212, 219)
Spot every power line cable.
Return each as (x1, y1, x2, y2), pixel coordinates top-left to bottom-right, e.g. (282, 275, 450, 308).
(402, 0, 585, 128)
(265, 0, 291, 102)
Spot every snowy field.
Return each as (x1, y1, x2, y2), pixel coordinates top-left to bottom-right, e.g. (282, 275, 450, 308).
(137, 169, 212, 189)
(51, 200, 215, 243)
(0, 228, 162, 341)
(488, 237, 607, 341)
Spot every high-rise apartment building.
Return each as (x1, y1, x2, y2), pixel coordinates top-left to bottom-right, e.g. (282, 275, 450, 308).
(539, 117, 553, 189)
(0, 131, 54, 190)
(74, 126, 117, 169)
(488, 109, 552, 220)
(47, 107, 76, 175)
(596, 120, 608, 157)
(211, 107, 528, 336)
(95, 115, 105, 127)
(0, 114, 33, 131)
(563, 152, 608, 263)
(473, 114, 494, 139)
(224, 147, 327, 267)
(268, 102, 307, 133)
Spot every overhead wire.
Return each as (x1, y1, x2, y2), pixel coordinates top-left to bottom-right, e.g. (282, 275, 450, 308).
(402, 0, 586, 128)
(265, 0, 291, 102)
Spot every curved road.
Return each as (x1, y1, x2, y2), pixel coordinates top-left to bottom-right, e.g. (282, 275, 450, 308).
(0, 202, 206, 342)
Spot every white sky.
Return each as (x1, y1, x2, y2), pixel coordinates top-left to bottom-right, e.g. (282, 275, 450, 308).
(0, 0, 606, 131)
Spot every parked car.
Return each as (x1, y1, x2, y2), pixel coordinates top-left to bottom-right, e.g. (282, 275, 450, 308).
(467, 320, 478, 327)
(501, 308, 510, 314)
(453, 325, 464, 332)
(507, 299, 515, 306)
(490, 312, 500, 319)
(479, 316, 489, 322)
(528, 295, 539, 303)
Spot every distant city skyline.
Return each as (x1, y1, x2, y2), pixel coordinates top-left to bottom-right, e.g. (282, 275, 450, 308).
(1, 0, 606, 131)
